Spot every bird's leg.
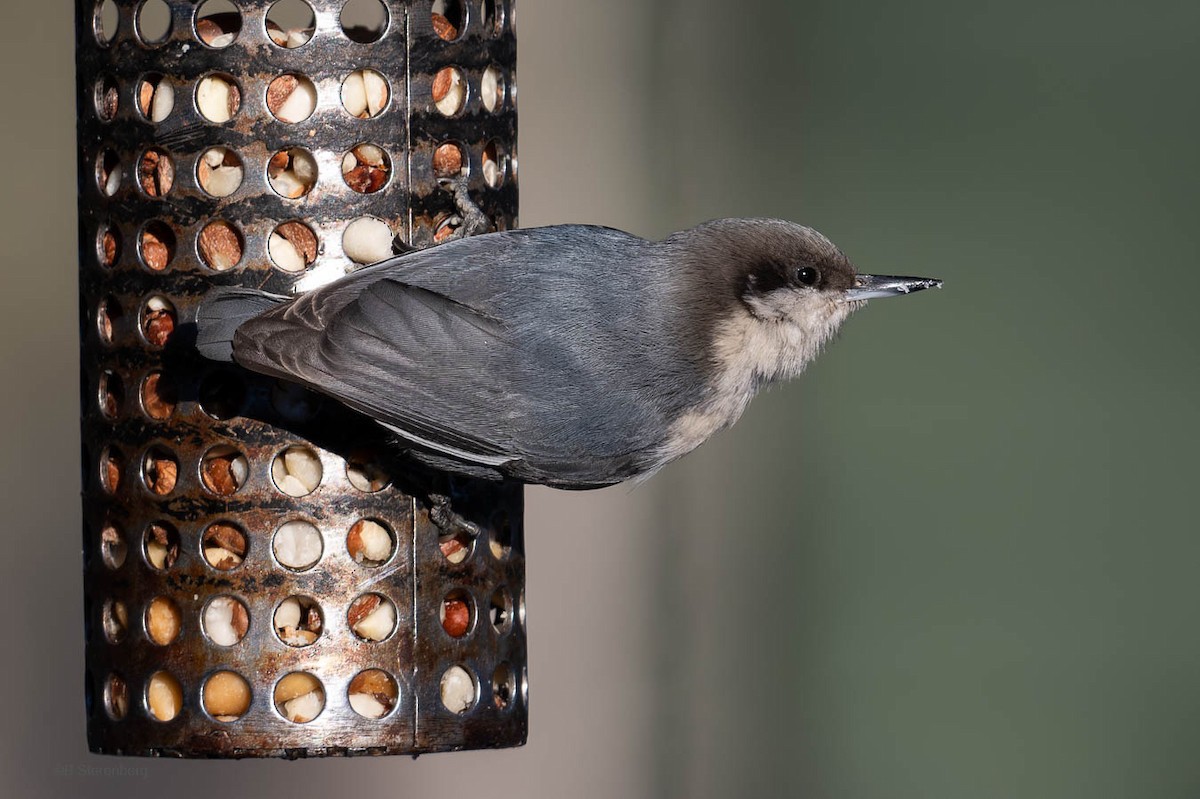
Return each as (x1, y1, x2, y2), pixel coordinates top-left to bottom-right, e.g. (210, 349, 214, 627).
(427, 492, 483, 540)
(390, 234, 417, 255)
(342, 177, 483, 276)
(438, 175, 491, 240)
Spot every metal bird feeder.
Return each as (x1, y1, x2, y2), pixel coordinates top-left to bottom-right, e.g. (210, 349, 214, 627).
(76, 0, 524, 757)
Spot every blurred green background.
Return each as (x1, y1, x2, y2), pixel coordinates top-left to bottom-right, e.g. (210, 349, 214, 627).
(645, 1, 1200, 797)
(2, 1, 1198, 797)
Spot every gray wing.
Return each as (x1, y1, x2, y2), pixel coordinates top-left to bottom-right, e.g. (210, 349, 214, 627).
(232, 226, 698, 485)
(236, 275, 529, 465)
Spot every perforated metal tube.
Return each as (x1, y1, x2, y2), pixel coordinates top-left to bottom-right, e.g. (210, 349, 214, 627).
(77, 0, 524, 757)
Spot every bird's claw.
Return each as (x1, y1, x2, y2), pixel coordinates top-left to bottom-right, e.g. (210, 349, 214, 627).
(390, 234, 416, 255)
(437, 176, 491, 240)
(428, 493, 482, 539)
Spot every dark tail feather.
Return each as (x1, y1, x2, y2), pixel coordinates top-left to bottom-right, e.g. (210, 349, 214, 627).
(195, 288, 288, 361)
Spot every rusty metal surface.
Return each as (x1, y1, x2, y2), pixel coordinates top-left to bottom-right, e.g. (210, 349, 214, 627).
(77, 0, 524, 757)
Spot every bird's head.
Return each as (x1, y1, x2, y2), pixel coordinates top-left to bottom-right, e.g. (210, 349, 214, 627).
(679, 218, 941, 386)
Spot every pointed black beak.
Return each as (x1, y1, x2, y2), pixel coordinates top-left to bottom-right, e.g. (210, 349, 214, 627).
(842, 274, 943, 302)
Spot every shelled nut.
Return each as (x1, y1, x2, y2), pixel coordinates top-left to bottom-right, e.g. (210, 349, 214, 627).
(105, 673, 129, 720)
(196, 74, 240, 123)
(147, 671, 183, 722)
(100, 447, 122, 494)
(97, 297, 121, 345)
(272, 446, 322, 496)
(440, 590, 471, 638)
(98, 149, 121, 196)
(142, 449, 178, 495)
(140, 371, 176, 419)
(341, 69, 389, 118)
(203, 596, 249, 646)
(346, 458, 388, 492)
(196, 18, 239, 47)
(274, 595, 323, 647)
(198, 220, 243, 271)
(439, 529, 472, 564)
(274, 672, 325, 723)
(100, 521, 127, 569)
(348, 593, 395, 641)
(267, 0, 316, 48)
(348, 669, 398, 719)
(431, 13, 457, 41)
(141, 296, 176, 348)
(202, 522, 247, 570)
(268, 221, 318, 272)
(267, 73, 317, 123)
(197, 146, 244, 198)
(481, 65, 504, 112)
(137, 74, 174, 122)
(346, 519, 393, 565)
(200, 445, 248, 495)
(440, 665, 475, 714)
(489, 587, 513, 633)
(145, 596, 181, 645)
(140, 223, 174, 271)
(268, 147, 318, 198)
(144, 522, 179, 570)
(432, 142, 465, 178)
(103, 598, 128, 643)
(434, 216, 460, 243)
(342, 216, 395, 264)
(99, 226, 120, 268)
(203, 671, 251, 721)
(490, 512, 513, 559)
(274, 520, 323, 571)
(483, 140, 504, 188)
(196, 0, 241, 47)
(432, 67, 466, 116)
(431, 0, 464, 41)
(97, 76, 118, 121)
(342, 144, 390, 193)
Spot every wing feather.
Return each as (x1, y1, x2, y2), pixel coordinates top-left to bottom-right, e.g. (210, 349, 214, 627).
(231, 226, 704, 484)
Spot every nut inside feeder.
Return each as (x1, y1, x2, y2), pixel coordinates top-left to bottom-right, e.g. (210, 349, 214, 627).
(78, 0, 522, 758)
(202, 596, 249, 646)
(136, 74, 174, 122)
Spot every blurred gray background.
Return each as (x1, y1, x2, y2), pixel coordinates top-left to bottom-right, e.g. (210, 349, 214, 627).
(3, 0, 1200, 797)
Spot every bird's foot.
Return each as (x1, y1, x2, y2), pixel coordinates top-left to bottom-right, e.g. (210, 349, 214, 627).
(427, 492, 482, 540)
(437, 176, 490, 239)
(391, 234, 417, 255)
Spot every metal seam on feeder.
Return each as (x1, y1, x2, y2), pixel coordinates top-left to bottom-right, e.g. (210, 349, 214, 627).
(77, 0, 523, 758)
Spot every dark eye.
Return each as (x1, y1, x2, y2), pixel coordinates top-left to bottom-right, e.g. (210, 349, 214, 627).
(795, 266, 819, 286)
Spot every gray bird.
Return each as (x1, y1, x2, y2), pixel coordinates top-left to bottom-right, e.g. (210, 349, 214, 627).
(196, 218, 940, 488)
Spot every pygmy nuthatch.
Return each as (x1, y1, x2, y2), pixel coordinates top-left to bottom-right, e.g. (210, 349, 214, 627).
(196, 218, 941, 488)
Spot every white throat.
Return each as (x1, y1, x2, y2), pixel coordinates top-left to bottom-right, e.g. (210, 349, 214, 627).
(656, 294, 853, 467)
